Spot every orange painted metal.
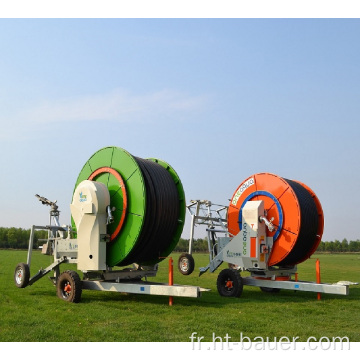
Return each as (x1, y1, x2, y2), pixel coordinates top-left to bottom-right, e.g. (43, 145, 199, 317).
(274, 276, 291, 281)
(253, 276, 291, 283)
(254, 276, 291, 281)
(316, 259, 321, 300)
(228, 173, 323, 267)
(169, 257, 173, 306)
(228, 175, 258, 236)
(250, 237, 257, 258)
(88, 167, 128, 242)
(226, 280, 234, 289)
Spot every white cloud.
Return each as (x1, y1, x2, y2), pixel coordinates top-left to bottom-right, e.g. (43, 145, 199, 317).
(24, 88, 207, 123)
(0, 88, 209, 139)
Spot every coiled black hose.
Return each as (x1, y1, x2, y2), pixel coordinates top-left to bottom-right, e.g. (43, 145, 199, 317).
(123, 157, 180, 265)
(277, 179, 319, 266)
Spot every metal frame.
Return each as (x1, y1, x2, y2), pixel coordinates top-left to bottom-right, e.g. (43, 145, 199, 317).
(242, 277, 350, 295)
(186, 200, 228, 256)
(82, 280, 208, 297)
(188, 199, 356, 296)
(21, 194, 206, 300)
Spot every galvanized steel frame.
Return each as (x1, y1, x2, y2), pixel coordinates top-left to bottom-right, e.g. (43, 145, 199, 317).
(186, 199, 228, 256)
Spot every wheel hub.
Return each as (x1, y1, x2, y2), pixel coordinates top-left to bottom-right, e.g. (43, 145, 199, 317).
(64, 283, 72, 293)
(15, 269, 23, 284)
(180, 259, 189, 271)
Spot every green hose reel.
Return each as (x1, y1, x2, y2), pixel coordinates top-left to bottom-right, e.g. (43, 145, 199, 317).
(72, 146, 185, 267)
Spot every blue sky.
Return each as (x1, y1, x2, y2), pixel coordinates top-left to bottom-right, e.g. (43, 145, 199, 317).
(0, 18, 359, 242)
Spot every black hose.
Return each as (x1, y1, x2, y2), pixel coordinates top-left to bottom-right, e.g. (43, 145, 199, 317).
(276, 179, 319, 266)
(123, 157, 179, 264)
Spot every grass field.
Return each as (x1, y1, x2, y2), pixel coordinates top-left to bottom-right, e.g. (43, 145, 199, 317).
(1, 250, 359, 342)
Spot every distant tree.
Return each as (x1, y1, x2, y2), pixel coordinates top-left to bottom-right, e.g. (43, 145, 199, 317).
(0, 227, 48, 249)
(192, 238, 208, 253)
(0, 227, 8, 248)
(333, 240, 341, 252)
(174, 238, 189, 252)
(173, 237, 210, 253)
(349, 240, 360, 252)
(314, 239, 360, 253)
(7, 227, 18, 248)
(316, 241, 325, 252)
(325, 241, 335, 252)
(341, 238, 349, 252)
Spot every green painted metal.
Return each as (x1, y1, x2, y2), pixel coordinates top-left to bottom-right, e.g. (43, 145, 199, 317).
(72, 146, 146, 267)
(72, 147, 185, 268)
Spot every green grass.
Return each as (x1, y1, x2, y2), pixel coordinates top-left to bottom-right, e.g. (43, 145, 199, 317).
(1, 250, 359, 342)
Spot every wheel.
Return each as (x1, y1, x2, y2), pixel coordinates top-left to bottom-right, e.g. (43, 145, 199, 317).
(178, 253, 195, 275)
(56, 270, 82, 303)
(217, 268, 243, 297)
(14, 263, 30, 288)
(260, 287, 281, 293)
(228, 263, 241, 270)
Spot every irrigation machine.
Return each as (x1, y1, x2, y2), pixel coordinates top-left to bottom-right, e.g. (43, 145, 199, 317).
(14, 147, 357, 303)
(178, 174, 357, 297)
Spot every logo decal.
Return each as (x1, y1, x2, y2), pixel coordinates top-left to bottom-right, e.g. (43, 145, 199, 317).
(242, 222, 248, 255)
(227, 250, 242, 257)
(79, 192, 87, 202)
(232, 177, 255, 206)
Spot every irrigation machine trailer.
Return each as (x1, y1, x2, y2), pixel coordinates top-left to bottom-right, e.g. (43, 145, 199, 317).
(178, 173, 357, 298)
(14, 146, 208, 303)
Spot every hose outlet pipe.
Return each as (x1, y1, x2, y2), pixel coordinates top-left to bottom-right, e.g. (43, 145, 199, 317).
(106, 206, 114, 225)
(259, 216, 275, 232)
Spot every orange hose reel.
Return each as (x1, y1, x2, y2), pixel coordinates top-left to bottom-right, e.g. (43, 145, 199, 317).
(228, 173, 324, 267)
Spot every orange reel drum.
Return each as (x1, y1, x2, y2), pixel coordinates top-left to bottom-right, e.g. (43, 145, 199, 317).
(228, 173, 324, 267)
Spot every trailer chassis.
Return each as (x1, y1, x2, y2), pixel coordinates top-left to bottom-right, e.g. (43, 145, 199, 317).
(14, 194, 208, 303)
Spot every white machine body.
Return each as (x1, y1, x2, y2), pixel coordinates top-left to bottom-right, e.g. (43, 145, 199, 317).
(201, 200, 274, 274)
(55, 238, 78, 259)
(70, 180, 110, 271)
(222, 200, 273, 271)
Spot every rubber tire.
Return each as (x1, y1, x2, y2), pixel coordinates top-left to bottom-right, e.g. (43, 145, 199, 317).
(56, 270, 82, 303)
(178, 253, 195, 275)
(260, 287, 281, 293)
(217, 268, 243, 297)
(14, 263, 30, 288)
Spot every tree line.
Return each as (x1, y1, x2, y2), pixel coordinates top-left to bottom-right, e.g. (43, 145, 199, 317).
(174, 238, 210, 253)
(1, 227, 360, 253)
(0, 227, 48, 249)
(316, 238, 360, 253)
(173, 238, 360, 253)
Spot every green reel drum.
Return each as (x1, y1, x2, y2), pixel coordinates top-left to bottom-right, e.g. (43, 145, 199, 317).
(72, 146, 185, 267)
